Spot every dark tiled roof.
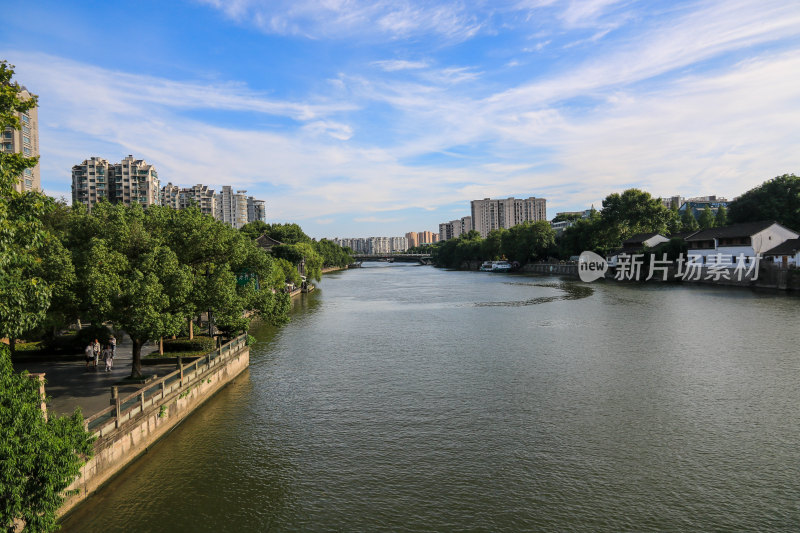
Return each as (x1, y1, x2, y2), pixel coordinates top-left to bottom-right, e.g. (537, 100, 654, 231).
(763, 238, 800, 256)
(666, 231, 700, 240)
(255, 234, 284, 249)
(622, 232, 664, 245)
(685, 221, 778, 241)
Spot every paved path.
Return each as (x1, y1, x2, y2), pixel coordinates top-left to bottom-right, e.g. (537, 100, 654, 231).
(13, 336, 175, 418)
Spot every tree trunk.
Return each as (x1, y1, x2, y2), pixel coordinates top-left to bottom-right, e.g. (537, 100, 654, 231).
(130, 338, 143, 379)
(159, 337, 164, 355)
(9, 337, 16, 357)
(188, 318, 193, 340)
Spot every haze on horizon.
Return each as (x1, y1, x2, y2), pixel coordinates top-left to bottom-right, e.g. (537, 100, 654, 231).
(3, 0, 799, 238)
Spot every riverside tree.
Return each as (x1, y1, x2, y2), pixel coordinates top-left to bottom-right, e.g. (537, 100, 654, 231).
(0, 59, 94, 533)
(727, 174, 800, 230)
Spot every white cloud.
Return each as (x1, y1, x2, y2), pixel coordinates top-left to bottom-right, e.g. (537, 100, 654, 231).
(372, 59, 430, 71)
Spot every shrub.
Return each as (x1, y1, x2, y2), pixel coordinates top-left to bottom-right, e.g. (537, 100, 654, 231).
(161, 336, 215, 354)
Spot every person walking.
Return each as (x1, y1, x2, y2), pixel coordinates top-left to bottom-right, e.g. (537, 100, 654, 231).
(84, 343, 94, 370)
(92, 338, 101, 369)
(103, 344, 113, 372)
(109, 334, 117, 357)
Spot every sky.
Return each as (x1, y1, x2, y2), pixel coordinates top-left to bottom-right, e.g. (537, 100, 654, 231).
(3, 0, 800, 238)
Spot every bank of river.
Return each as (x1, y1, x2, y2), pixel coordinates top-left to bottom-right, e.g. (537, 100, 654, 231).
(61, 263, 800, 531)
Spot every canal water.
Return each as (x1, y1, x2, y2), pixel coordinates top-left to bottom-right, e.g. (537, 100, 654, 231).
(61, 264, 800, 531)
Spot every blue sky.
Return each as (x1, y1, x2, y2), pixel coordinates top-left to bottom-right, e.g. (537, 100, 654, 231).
(4, 0, 800, 238)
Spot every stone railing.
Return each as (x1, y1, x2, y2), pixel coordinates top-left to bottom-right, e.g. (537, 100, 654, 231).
(83, 333, 248, 439)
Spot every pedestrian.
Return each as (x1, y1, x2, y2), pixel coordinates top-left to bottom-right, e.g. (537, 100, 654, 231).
(109, 334, 117, 357)
(84, 343, 94, 370)
(92, 338, 101, 369)
(103, 344, 113, 372)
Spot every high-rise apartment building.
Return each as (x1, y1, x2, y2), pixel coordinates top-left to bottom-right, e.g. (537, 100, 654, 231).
(405, 232, 420, 248)
(215, 186, 249, 229)
(111, 155, 160, 208)
(72, 157, 112, 209)
(161, 183, 217, 217)
(72, 155, 160, 210)
(418, 231, 438, 245)
(247, 197, 266, 223)
(3, 87, 40, 193)
(470, 197, 546, 238)
(438, 216, 473, 241)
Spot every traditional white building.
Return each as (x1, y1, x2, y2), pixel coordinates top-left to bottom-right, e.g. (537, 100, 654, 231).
(685, 221, 799, 265)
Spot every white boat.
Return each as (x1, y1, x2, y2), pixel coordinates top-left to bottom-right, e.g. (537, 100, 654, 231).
(480, 260, 512, 272)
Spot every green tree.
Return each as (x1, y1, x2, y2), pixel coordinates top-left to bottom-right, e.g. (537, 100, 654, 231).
(239, 220, 269, 241)
(501, 221, 556, 263)
(714, 205, 728, 227)
(698, 206, 715, 229)
(727, 174, 800, 230)
(681, 208, 699, 232)
(0, 59, 94, 533)
(480, 229, 505, 260)
(666, 203, 682, 235)
(599, 189, 672, 247)
(1, 346, 95, 533)
(261, 223, 311, 245)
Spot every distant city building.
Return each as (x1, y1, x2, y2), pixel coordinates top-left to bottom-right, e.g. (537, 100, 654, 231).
(2, 87, 40, 193)
(679, 196, 729, 219)
(438, 216, 473, 242)
(405, 232, 420, 249)
(160, 183, 217, 218)
(72, 157, 112, 209)
(470, 197, 546, 238)
(332, 237, 408, 254)
(661, 196, 684, 210)
(215, 186, 250, 229)
(110, 155, 160, 208)
(247, 197, 266, 223)
(418, 231, 439, 245)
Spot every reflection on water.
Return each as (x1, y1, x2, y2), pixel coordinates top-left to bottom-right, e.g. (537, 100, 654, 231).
(61, 263, 800, 532)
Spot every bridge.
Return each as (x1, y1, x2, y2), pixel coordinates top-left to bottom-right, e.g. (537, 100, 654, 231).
(352, 253, 432, 265)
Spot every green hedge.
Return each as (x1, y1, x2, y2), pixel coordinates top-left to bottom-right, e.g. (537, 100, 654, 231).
(161, 336, 215, 354)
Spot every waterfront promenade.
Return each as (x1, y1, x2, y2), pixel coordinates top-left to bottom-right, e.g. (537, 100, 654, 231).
(12, 336, 173, 418)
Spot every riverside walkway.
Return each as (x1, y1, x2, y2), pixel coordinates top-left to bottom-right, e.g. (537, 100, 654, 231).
(12, 336, 175, 418)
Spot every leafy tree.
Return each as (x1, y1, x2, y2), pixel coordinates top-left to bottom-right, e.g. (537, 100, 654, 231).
(727, 174, 800, 230)
(1, 346, 95, 533)
(666, 203, 682, 235)
(0, 59, 94, 533)
(239, 220, 269, 241)
(558, 207, 605, 257)
(313, 238, 353, 268)
(714, 205, 728, 227)
(599, 189, 672, 246)
(261, 223, 311, 245)
(501, 221, 556, 263)
(681, 208, 699, 232)
(481, 229, 505, 260)
(551, 212, 582, 223)
(698, 206, 715, 229)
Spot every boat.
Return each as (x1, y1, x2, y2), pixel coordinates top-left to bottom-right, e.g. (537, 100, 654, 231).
(480, 260, 512, 272)
(490, 261, 512, 272)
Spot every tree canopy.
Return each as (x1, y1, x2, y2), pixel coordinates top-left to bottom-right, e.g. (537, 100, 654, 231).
(727, 174, 800, 231)
(0, 59, 95, 533)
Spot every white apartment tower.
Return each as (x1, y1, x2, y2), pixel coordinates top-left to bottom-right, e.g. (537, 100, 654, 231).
(111, 155, 160, 208)
(215, 186, 249, 229)
(72, 155, 160, 210)
(247, 197, 266, 223)
(470, 197, 546, 238)
(3, 87, 40, 193)
(161, 183, 217, 218)
(72, 157, 112, 209)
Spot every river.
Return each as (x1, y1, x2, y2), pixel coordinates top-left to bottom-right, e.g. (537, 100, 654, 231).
(60, 263, 800, 531)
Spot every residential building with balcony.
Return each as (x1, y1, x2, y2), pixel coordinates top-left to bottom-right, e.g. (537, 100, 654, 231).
(3, 87, 40, 193)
